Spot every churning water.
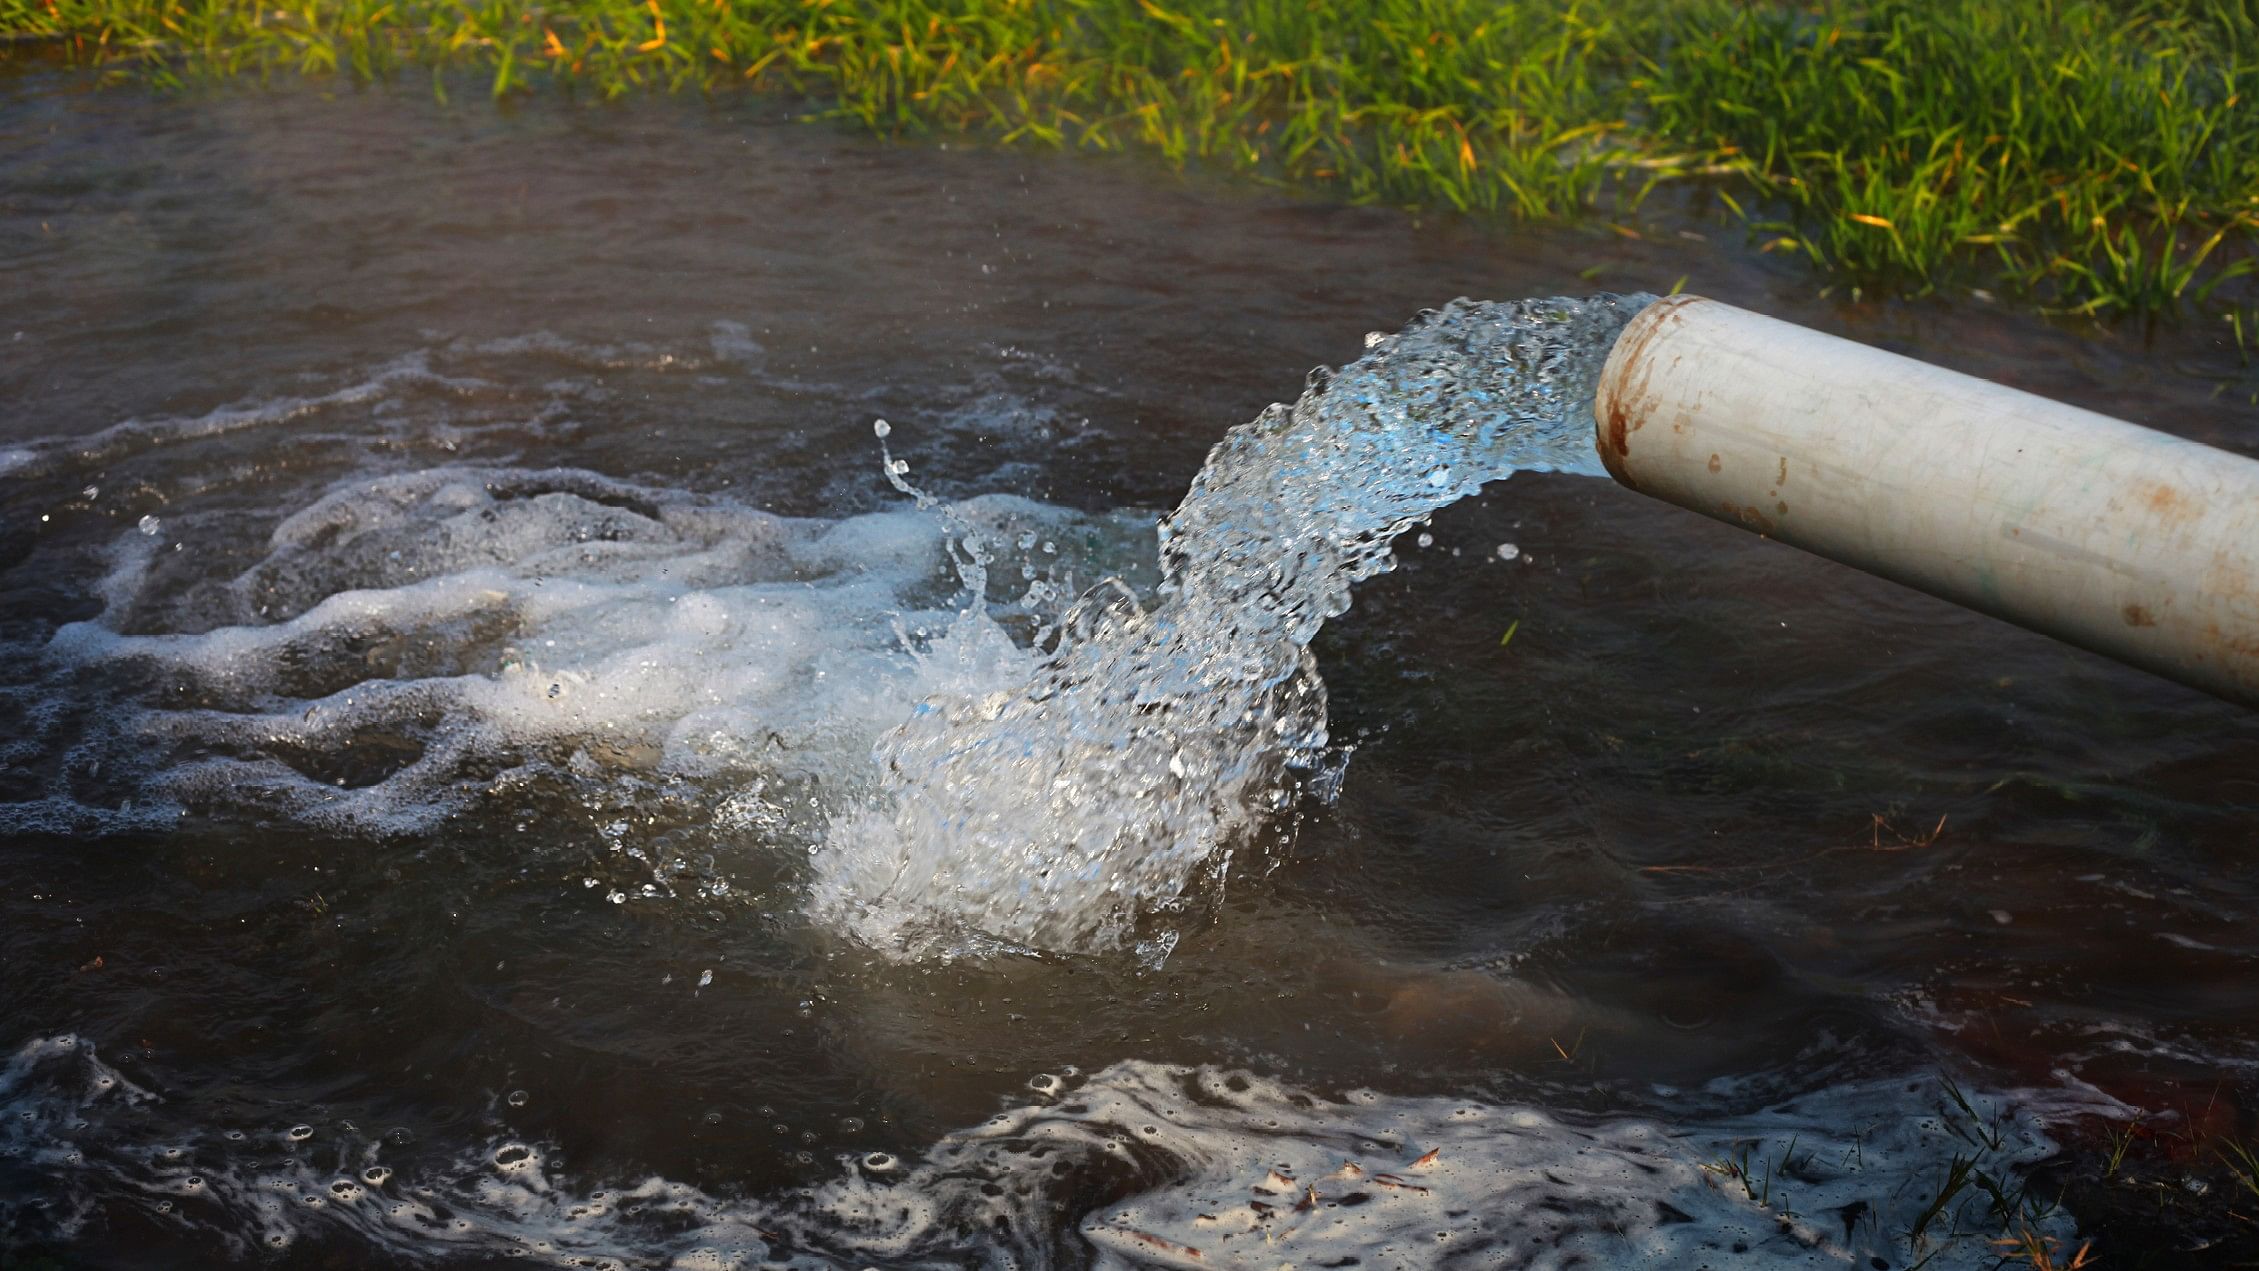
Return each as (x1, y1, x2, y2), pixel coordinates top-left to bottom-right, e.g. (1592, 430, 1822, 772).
(0, 295, 2093, 1269)
(14, 297, 1643, 963)
(7, 1030, 2098, 1268)
(6, 296, 1652, 961)
(0, 300, 2069, 1271)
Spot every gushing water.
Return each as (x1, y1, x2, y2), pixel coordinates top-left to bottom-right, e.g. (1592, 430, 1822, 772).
(812, 294, 1653, 957)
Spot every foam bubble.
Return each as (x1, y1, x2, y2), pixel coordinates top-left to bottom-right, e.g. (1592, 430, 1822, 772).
(1, 1034, 2102, 1269)
(15, 465, 1154, 845)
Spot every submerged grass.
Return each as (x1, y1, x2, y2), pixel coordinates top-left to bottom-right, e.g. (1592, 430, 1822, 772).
(4, 0, 2256, 318)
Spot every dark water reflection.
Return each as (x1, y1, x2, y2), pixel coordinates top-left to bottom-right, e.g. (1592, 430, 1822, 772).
(3, 69, 2257, 1266)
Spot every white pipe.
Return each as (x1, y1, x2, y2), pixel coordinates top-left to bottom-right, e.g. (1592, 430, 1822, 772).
(1592, 294, 2259, 707)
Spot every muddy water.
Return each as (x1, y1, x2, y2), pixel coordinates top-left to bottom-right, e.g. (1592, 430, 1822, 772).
(4, 71, 2258, 1268)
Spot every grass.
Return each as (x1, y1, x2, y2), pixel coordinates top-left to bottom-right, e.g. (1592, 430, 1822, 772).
(2225, 1137, 2259, 1206)
(3, 0, 2256, 319)
(2036, 1091, 2259, 1268)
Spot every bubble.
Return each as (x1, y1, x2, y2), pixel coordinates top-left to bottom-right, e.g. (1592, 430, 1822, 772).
(287, 1124, 315, 1141)
(507, 1090, 529, 1108)
(137, 514, 160, 535)
(872, 419, 891, 439)
(33, 464, 1149, 847)
(1494, 542, 1520, 561)
(0, 1038, 2080, 1271)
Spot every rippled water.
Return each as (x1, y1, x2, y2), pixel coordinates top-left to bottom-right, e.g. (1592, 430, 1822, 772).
(5, 72, 2259, 1270)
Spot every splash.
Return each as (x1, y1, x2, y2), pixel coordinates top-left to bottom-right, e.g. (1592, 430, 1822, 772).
(812, 294, 1652, 957)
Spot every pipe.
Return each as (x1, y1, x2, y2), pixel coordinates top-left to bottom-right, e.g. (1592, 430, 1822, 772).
(1592, 294, 2259, 707)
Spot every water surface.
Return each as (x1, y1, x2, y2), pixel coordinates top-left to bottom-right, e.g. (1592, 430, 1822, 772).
(4, 73, 2258, 1268)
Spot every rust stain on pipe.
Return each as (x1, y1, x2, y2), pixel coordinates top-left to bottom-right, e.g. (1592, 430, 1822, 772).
(1596, 293, 1698, 491)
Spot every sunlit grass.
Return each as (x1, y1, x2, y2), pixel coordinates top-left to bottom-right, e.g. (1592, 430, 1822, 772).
(4, 0, 2254, 318)
(1649, 0, 2259, 315)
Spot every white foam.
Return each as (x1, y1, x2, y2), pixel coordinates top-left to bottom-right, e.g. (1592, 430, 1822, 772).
(1, 1034, 2102, 1269)
(22, 465, 1153, 842)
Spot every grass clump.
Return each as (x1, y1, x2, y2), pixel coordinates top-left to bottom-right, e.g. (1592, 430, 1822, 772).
(3, 0, 2255, 318)
(1649, 0, 2259, 314)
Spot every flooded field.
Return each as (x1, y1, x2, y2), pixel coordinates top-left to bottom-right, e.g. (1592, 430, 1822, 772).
(4, 72, 2258, 1267)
